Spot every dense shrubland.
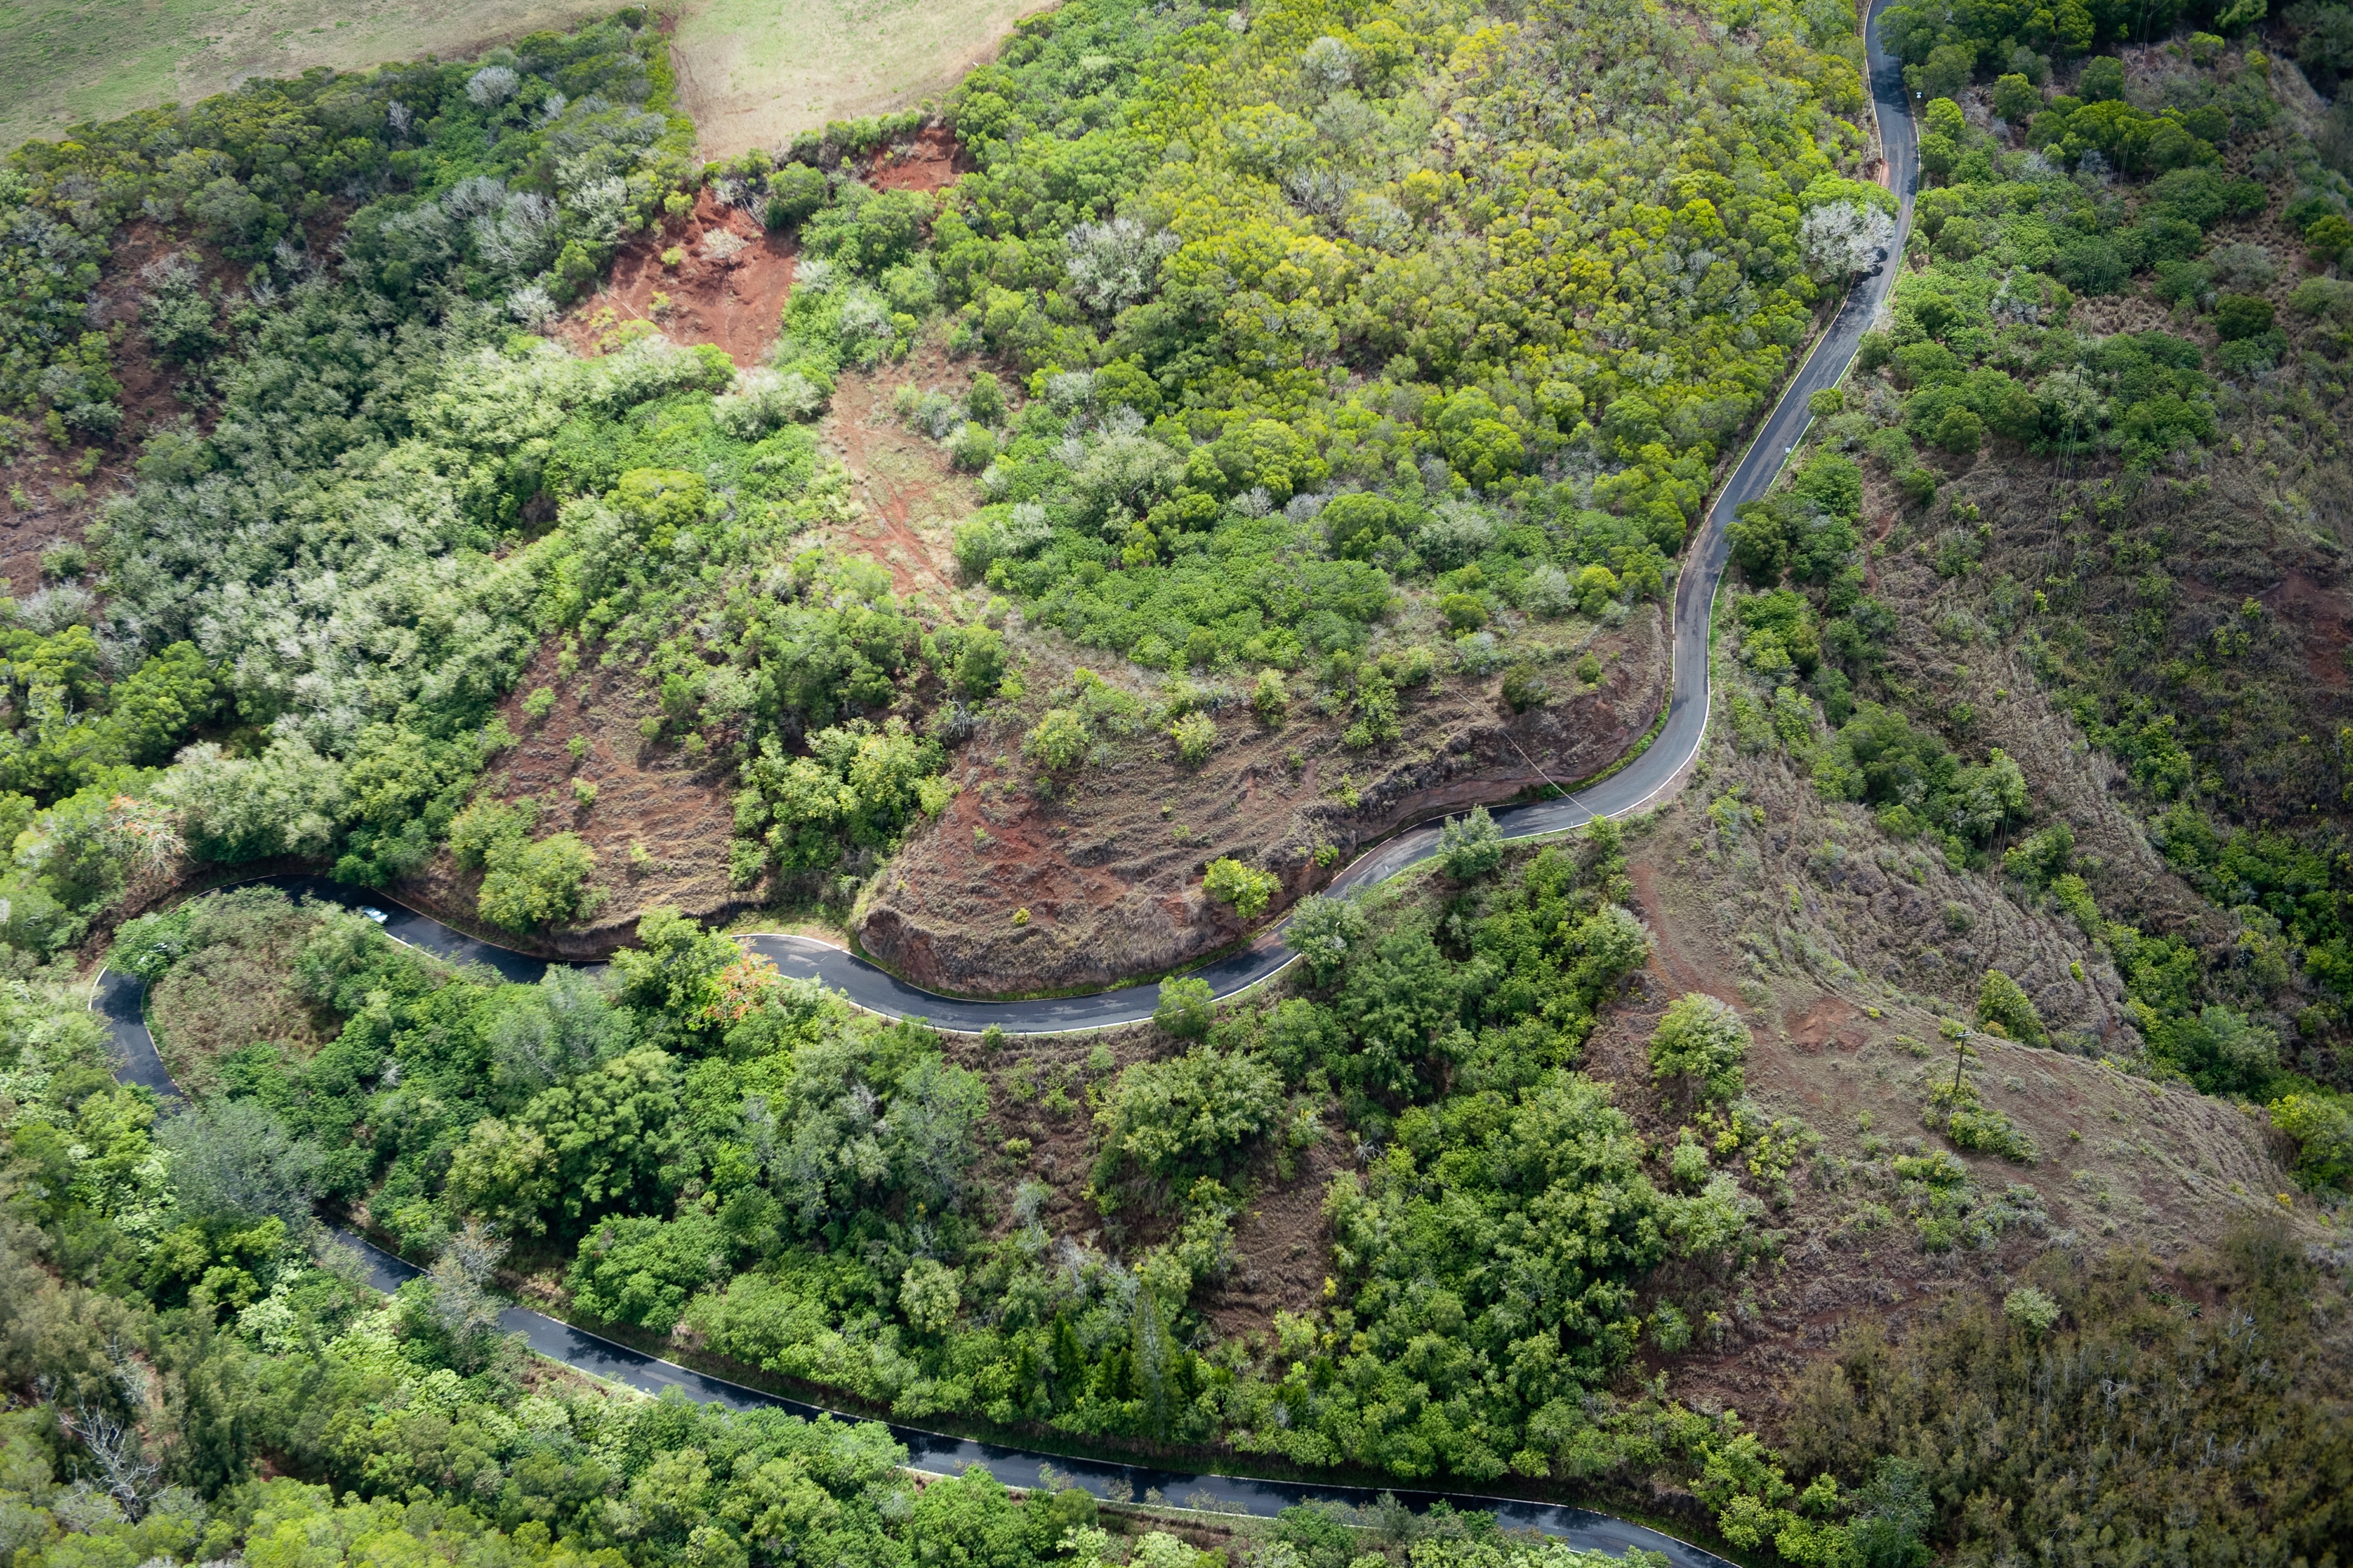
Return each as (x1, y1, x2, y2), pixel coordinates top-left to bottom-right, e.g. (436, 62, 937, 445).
(0, 978, 1172, 1568)
(1709, 20, 2353, 1187)
(0, 0, 1889, 952)
(4, 3, 2348, 1566)
(93, 823, 1694, 1484)
(0, 853, 2335, 1567)
(0, 12, 1036, 948)
(891, 0, 1885, 675)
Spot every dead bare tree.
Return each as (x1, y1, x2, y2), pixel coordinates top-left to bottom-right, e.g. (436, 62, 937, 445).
(58, 1402, 161, 1521)
(427, 1219, 509, 1371)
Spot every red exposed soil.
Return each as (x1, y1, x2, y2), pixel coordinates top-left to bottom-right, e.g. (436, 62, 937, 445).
(1630, 859, 1739, 1006)
(1190, 1132, 1350, 1339)
(559, 188, 797, 367)
(2259, 569, 2353, 690)
(806, 351, 978, 607)
(390, 637, 751, 957)
(860, 614, 1672, 997)
(866, 126, 971, 193)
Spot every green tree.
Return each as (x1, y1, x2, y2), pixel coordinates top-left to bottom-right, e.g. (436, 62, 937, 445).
(1251, 667, 1290, 725)
(764, 163, 830, 228)
(1094, 1046, 1282, 1186)
(1335, 927, 1464, 1099)
(1283, 894, 1369, 987)
(1922, 44, 1975, 98)
(1153, 976, 1214, 1039)
(478, 831, 602, 930)
(517, 1047, 685, 1226)
(1170, 711, 1216, 765)
(1438, 806, 1505, 880)
(2147, 1005, 2278, 1095)
(1991, 73, 2042, 125)
(1648, 993, 1750, 1102)
(566, 1211, 732, 1333)
(1203, 856, 1276, 919)
(1025, 707, 1091, 771)
(1975, 970, 2046, 1044)
(902, 1467, 1048, 1568)
(2269, 1091, 2353, 1190)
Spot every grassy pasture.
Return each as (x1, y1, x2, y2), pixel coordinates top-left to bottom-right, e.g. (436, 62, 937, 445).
(667, 0, 1043, 156)
(1, 0, 604, 151)
(4, 0, 1045, 158)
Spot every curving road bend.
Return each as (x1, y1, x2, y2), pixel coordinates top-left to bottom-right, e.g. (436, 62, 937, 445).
(92, 10, 1916, 1047)
(754, 0, 1921, 1030)
(90, 15, 1910, 1551)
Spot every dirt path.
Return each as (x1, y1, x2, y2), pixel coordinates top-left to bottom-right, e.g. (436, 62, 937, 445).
(1630, 858, 1741, 1005)
(812, 360, 975, 609)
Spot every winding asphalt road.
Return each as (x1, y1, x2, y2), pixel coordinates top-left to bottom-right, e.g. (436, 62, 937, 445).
(98, 10, 1919, 1044)
(317, 1228, 1737, 1562)
(91, 12, 1913, 1555)
(743, 0, 1921, 1031)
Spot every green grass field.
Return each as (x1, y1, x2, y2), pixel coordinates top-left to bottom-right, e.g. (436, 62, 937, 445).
(3, 0, 1043, 157)
(1, 0, 604, 150)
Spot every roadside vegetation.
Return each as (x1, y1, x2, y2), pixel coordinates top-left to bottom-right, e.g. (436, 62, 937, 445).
(2, 0, 2351, 1565)
(1716, 4, 2353, 1199)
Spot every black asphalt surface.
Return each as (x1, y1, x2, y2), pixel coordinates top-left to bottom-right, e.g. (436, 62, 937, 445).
(91, 18, 1912, 1555)
(326, 1229, 1734, 1564)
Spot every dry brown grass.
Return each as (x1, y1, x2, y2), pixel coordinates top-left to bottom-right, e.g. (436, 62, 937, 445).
(147, 887, 340, 1093)
(667, 0, 1048, 159)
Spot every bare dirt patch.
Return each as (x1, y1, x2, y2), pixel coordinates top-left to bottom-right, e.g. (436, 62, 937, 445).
(560, 188, 797, 367)
(391, 640, 748, 957)
(1189, 1133, 1349, 1342)
(2259, 569, 2353, 690)
(867, 126, 971, 192)
(858, 609, 1671, 997)
(805, 351, 978, 606)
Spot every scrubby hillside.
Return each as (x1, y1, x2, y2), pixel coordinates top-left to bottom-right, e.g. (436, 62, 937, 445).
(4, 3, 2353, 1568)
(0, 0, 1885, 974)
(1693, 5, 2353, 1193)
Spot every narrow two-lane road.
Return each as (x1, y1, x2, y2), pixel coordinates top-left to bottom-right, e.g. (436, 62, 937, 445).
(734, 0, 1922, 1030)
(92, 6, 1920, 1049)
(326, 1228, 1738, 1566)
(94, 15, 1914, 1547)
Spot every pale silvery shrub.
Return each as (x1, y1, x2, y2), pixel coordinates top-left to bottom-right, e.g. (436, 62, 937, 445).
(1063, 217, 1178, 317)
(714, 367, 823, 437)
(1299, 35, 1358, 89)
(465, 66, 520, 106)
(566, 177, 634, 245)
(1416, 502, 1498, 567)
(474, 192, 560, 274)
(507, 284, 558, 326)
(1799, 200, 1896, 282)
(1523, 564, 1578, 618)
